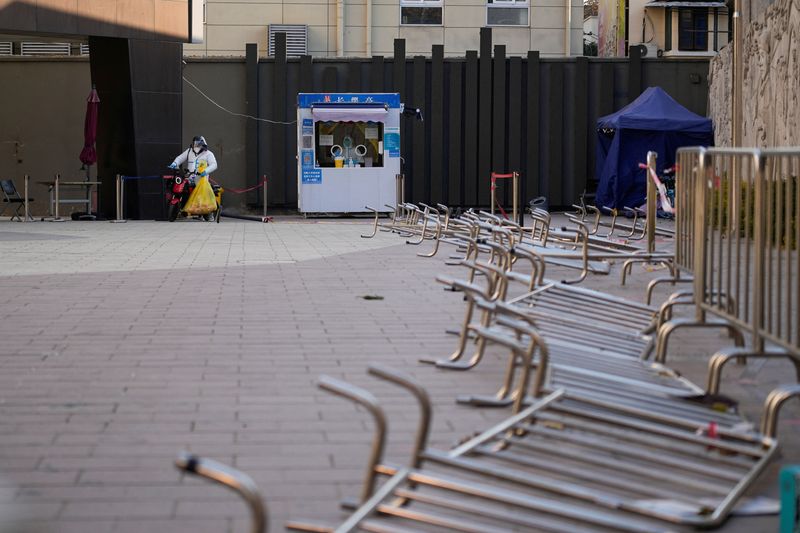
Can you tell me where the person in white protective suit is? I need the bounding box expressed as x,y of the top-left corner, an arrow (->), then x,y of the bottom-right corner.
170,135 -> 218,181
169,135 -> 218,220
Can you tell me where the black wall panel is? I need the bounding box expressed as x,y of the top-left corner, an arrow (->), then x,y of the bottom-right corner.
240,41 -> 708,210
90,36 -> 181,219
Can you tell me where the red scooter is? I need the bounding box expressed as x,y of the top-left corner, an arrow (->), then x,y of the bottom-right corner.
165,167 -> 222,223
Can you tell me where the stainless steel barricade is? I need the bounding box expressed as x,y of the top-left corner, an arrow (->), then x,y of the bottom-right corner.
175,452 -> 267,533
642,149 -> 702,303
284,361 -> 794,532
675,148 -> 703,274
660,148 -> 800,361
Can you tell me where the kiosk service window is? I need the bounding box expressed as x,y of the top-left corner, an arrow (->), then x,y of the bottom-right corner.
315,121 -> 384,168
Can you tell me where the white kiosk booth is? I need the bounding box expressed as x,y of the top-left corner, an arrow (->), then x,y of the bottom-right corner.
297,93 -> 402,214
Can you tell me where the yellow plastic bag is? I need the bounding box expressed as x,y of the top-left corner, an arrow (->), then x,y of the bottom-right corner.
183,177 -> 217,215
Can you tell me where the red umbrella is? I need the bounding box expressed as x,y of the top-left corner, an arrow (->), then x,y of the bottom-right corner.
79,86 -> 100,167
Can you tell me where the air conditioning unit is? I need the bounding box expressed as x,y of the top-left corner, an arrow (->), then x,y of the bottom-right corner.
636,43 -> 660,58
268,24 -> 308,57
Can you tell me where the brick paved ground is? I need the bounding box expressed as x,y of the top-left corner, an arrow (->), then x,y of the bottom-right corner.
0,217 -> 797,532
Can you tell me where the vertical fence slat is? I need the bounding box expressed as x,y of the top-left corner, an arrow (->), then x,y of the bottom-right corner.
599,63 -> 614,116
725,155 -> 734,314
448,60 -> 463,207
694,150 -> 709,322
744,157 -> 752,321
393,39 -> 406,200
464,50 -> 479,206
431,45 -> 444,204
508,56 -> 522,221
781,161 -> 789,339
347,61 -> 361,92
713,156 -> 722,308
781,158 -> 796,340
734,156 -> 743,321
526,51 -> 541,200
768,164 -> 775,332
272,32 -> 287,205
412,56 -> 426,203
548,63 -> 564,207
571,56 -> 588,202
788,157 -> 796,345
492,45 -> 507,208
300,55 -> 313,92
598,61 -> 615,184
478,27 -> 492,207
285,50 -> 299,206
322,66 -> 337,91
628,44 -> 642,104
245,43 -> 259,205
790,156 -> 800,349
753,153 -> 766,350
393,39 -> 406,97
370,56 -> 384,91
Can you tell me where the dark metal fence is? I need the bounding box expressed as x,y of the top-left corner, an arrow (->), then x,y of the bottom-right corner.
246,30 -> 711,210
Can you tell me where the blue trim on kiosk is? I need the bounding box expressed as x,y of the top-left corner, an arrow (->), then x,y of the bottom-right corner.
298,93 -> 401,108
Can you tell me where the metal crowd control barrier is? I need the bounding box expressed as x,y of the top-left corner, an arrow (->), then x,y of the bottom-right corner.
110,174 -> 127,223
658,147 -> 800,362
361,174 -> 410,238
426,274 -> 751,433
175,452 -> 267,533
110,175 -> 160,223
110,174 -> 161,223
52,173 -> 64,222
396,172 -> 405,209
674,148 -> 702,273
283,362 -> 794,532
619,151 -> 670,282
644,148 -> 703,304
490,171 -> 519,222
365,198 -> 677,285
23,174 -> 30,223
567,180 -> 674,243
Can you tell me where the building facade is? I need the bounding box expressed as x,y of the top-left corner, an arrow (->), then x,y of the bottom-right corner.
183,0 -> 585,57
598,0 -> 730,57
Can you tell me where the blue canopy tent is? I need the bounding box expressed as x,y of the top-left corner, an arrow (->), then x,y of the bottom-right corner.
595,86 -> 713,210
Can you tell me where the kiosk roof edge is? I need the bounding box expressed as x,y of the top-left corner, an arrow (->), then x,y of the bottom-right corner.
298,93 -> 401,109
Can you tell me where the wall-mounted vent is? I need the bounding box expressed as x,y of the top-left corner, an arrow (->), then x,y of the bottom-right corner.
20,42 -> 71,56
268,24 -> 308,57
79,43 -> 90,56
0,42 -> 12,56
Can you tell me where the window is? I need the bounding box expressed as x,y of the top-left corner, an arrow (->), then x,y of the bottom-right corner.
315,122 -> 384,168
487,0 -> 529,26
678,8 -> 708,51
401,0 -> 443,25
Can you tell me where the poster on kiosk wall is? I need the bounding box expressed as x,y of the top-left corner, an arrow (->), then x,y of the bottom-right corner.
297,93 -> 402,214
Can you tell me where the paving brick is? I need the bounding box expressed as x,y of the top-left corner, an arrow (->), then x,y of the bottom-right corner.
113,518 -> 229,533
0,501 -> 62,520
60,500 -> 174,519
12,520 -> 117,533
0,218 -> 793,532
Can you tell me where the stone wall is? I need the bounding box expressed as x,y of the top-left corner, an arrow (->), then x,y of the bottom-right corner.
708,0 -> 800,146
